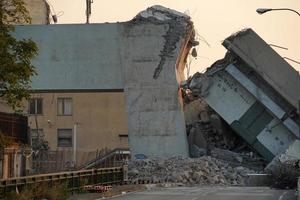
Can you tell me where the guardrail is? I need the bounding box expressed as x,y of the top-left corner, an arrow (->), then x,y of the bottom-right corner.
79,148 -> 130,170
0,167 -> 124,197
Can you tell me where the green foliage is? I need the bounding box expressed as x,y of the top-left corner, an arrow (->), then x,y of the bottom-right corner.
0,0 -> 38,109
270,161 -> 300,189
0,130 -> 12,148
1,183 -> 70,200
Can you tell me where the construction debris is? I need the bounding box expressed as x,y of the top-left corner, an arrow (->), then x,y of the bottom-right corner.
128,156 -> 258,186
183,96 -> 265,169
84,185 -> 112,193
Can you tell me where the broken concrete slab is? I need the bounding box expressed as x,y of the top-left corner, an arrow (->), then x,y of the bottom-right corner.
187,28 -> 300,164
266,139 -> 300,171
223,29 -> 300,114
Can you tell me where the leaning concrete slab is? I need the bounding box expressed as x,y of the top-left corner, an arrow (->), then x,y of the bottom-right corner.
223,29 -> 300,114
121,6 -> 195,156
266,139 -> 300,171
187,29 -> 300,163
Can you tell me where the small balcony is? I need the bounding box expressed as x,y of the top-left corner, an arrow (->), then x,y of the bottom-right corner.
0,112 -> 28,144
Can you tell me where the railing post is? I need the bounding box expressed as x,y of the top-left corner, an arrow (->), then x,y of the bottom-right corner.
71,173 -> 74,194
123,165 -> 128,183
93,169 -> 97,185
78,172 -> 80,193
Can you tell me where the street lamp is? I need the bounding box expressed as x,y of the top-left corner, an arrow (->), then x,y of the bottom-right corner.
256,8 -> 300,16
257,7 -> 300,133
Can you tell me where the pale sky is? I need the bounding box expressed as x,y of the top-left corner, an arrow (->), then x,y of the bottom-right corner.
48,0 -> 300,75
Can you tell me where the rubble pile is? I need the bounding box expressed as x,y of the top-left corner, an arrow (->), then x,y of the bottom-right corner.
183,84 -> 266,170
128,156 -> 258,186
187,119 -> 242,151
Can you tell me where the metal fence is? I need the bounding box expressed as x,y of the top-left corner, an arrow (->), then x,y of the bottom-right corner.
0,167 -> 124,197
31,150 -> 72,174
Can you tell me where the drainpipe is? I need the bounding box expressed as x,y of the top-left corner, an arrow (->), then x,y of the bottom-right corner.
73,123 -> 77,167
13,150 -> 17,178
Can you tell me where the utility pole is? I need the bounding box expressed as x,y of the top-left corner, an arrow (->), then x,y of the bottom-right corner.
73,123 -> 78,167
86,0 -> 93,24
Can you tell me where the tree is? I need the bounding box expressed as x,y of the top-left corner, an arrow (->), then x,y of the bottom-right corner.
0,0 -> 38,109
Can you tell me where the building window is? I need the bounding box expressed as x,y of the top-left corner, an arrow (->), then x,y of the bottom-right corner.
30,129 -> 43,148
57,129 -> 73,147
29,98 -> 43,115
57,98 -> 72,116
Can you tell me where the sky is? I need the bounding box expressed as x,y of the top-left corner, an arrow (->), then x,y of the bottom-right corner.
48,0 -> 300,75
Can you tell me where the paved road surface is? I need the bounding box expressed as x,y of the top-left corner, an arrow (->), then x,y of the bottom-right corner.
108,186 -> 297,200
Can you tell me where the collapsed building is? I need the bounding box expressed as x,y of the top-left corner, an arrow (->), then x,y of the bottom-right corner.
127,28 -> 300,186
2,3 -> 299,179
185,29 -> 300,166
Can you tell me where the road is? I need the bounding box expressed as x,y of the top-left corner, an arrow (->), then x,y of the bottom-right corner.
108,186 -> 297,200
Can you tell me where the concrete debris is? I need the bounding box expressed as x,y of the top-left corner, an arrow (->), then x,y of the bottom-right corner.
184,100 -> 253,153
187,119 -> 239,151
266,140 -> 300,172
137,5 -> 190,21
183,94 -> 266,171
189,145 -> 207,158
210,147 -> 265,170
128,156 -> 258,186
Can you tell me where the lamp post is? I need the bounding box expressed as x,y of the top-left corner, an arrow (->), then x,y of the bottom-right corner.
257,7 -> 300,132
256,8 -> 300,16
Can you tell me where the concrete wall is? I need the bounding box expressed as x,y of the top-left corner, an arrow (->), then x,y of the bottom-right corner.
13,24 -> 123,90
27,92 -> 129,165
120,6 -> 193,157
121,23 -> 189,156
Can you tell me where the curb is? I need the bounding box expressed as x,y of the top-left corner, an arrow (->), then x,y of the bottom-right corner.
97,187 -> 148,200
245,174 -> 271,187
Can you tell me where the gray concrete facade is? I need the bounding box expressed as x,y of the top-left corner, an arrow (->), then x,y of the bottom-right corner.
13,24 -> 124,90
121,6 -> 194,157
